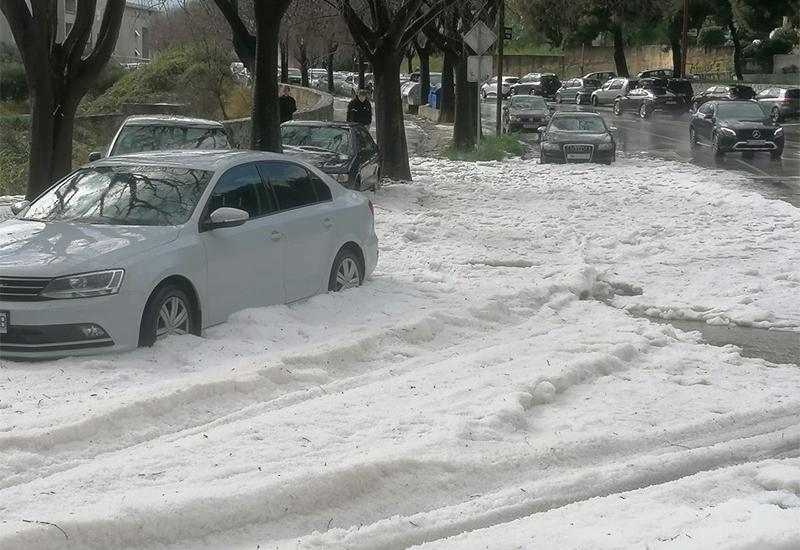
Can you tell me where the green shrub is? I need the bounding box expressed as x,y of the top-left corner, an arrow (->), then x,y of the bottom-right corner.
87,63 -> 126,98
698,26 -> 726,48
442,134 -> 526,162
0,62 -> 28,101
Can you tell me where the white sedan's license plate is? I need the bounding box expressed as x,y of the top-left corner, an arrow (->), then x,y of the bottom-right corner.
0,311 -> 8,334
567,153 -> 591,160
746,139 -> 766,145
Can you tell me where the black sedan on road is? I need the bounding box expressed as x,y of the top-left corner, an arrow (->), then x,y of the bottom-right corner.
689,100 -> 784,158
281,121 -> 380,191
510,73 -> 562,99
539,112 -> 616,164
502,95 -> 551,134
613,82 -> 687,118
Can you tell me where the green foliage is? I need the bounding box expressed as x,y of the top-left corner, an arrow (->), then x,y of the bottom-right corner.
442,134 -> 526,162
87,63 -> 126,99
0,116 -> 29,196
84,45 -> 235,118
731,0 -> 797,34
743,37 -> 795,59
698,25 -> 727,47
0,62 -> 28,101
0,43 -> 21,63
770,27 -> 799,45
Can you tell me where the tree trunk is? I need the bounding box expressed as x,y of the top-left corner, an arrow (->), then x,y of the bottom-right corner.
407,52 -> 413,74
327,49 -> 335,93
440,49 -> 456,123
26,84 -> 57,200
669,34 -> 682,78
251,16 -> 283,152
299,43 -> 309,87
729,21 -> 743,80
280,39 -> 289,83
611,26 -> 629,78
453,52 -> 476,151
358,55 -> 366,89
372,50 -> 411,181
418,44 -> 431,106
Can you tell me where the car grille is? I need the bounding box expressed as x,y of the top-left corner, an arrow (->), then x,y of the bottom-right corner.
564,144 -> 593,153
736,129 -> 774,140
0,276 -> 51,301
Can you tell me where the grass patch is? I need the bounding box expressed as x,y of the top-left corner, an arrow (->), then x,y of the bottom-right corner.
442,134 -> 526,162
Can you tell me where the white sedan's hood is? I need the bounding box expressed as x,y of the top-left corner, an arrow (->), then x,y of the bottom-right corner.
0,219 -> 181,278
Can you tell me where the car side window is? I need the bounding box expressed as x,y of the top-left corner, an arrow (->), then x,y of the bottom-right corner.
311,173 -> 333,202
357,127 -> 377,153
206,162 -> 273,219
698,102 -> 713,116
610,80 -> 623,90
259,161 -> 319,211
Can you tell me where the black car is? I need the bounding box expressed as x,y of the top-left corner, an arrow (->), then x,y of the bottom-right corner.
510,73 -> 562,99
689,100 -> 784,158
281,121 -> 380,191
539,112 -> 616,164
613,79 -> 687,118
637,68 -> 674,78
690,85 -> 756,112
502,94 -> 551,134
666,78 -> 694,107
555,78 -> 602,105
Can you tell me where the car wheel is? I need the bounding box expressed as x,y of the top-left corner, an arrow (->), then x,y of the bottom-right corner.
591,95 -> 598,107
139,284 -> 198,347
613,101 -> 622,116
639,104 -> 650,119
712,133 -> 725,157
770,147 -> 783,159
540,155 -> 548,164
575,94 -> 582,105
689,126 -> 698,148
555,93 -> 562,103
329,248 -> 363,292
771,107 -> 782,122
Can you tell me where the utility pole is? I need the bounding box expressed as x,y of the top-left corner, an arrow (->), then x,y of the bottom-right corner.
495,0 -> 505,135
681,0 -> 689,78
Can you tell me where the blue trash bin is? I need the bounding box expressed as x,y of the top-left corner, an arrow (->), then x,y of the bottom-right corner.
428,84 -> 441,109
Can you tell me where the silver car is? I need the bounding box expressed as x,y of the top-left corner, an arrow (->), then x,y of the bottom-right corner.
0,150 -> 378,359
756,87 -> 800,122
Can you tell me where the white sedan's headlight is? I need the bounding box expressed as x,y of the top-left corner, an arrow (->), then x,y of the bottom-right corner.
542,142 -> 561,151
41,269 -> 124,299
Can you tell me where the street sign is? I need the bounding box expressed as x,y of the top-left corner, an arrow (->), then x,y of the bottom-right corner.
464,21 -> 497,55
504,26 -> 512,40
467,55 -> 493,83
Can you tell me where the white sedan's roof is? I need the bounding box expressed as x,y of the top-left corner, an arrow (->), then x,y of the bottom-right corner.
122,115 -> 225,128
94,150 -> 299,172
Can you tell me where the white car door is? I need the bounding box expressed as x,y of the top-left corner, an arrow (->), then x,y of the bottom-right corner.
258,161 -> 335,302
200,162 -> 285,325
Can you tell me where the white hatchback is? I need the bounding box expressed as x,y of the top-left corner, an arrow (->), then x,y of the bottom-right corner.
0,150 -> 378,359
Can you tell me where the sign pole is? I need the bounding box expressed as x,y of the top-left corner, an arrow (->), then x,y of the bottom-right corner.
495,0 -> 505,136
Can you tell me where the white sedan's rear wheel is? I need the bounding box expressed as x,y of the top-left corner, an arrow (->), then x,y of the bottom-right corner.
329,249 -> 363,291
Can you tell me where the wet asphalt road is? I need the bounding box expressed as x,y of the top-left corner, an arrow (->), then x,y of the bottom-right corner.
481,99 -> 800,207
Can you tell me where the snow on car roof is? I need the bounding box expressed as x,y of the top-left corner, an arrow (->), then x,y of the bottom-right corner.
93,149 -> 293,172
121,115 -> 225,128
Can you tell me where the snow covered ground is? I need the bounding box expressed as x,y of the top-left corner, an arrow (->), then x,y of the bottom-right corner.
1,156 -> 799,549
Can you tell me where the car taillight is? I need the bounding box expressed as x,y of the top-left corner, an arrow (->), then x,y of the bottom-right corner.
728,94 -> 736,100
781,99 -> 791,105
368,200 -> 374,216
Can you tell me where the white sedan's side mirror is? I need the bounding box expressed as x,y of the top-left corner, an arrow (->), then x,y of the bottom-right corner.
204,207 -> 249,231
11,200 -> 30,215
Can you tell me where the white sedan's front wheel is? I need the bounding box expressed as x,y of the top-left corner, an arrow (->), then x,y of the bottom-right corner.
140,284 -> 198,347
329,249 -> 363,291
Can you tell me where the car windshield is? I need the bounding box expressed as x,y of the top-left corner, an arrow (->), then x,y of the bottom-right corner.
112,125 -> 231,156
550,116 -> 606,132
510,96 -> 547,109
504,77 -> 520,84
21,165 -> 213,226
281,125 -> 353,155
717,102 -> 767,120
787,88 -> 800,99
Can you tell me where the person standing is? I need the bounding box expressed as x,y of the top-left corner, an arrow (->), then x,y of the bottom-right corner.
347,90 -> 372,127
279,86 -> 297,123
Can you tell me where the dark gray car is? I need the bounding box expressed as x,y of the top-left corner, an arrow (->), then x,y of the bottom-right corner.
502,95 -> 551,134
539,112 -> 616,164
555,78 -> 601,105
756,87 -> 800,122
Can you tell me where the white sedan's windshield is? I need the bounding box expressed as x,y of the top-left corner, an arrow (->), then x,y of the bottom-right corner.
22,166 -> 213,226
112,125 -> 231,156
550,116 -> 607,132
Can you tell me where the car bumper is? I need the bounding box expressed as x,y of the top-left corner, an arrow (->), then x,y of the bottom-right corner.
0,291 -> 146,360
541,146 -> 615,163
651,102 -> 689,113
717,134 -> 784,152
507,122 -> 544,132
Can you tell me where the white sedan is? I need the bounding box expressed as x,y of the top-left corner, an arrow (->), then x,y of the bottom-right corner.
0,150 -> 378,359
481,76 -> 520,99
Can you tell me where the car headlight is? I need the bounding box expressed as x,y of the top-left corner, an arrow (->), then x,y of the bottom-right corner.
334,173 -> 350,183
774,127 -> 784,137
597,142 -> 614,150
40,269 -> 124,299
542,142 -> 561,151
719,127 -> 736,136
510,115 -> 521,121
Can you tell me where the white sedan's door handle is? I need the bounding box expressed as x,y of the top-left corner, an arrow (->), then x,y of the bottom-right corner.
323,218 -> 333,228
270,230 -> 283,241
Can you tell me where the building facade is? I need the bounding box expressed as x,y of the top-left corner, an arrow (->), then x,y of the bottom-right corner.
0,1 -> 157,64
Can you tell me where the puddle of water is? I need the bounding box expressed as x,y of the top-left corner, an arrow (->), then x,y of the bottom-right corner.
644,316 -> 799,366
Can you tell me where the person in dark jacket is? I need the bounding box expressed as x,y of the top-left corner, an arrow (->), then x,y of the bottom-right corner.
279,86 -> 297,123
347,90 -> 372,126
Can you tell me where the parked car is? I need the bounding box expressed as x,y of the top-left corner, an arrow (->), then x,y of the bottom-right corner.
89,115 -> 233,161
583,71 -> 617,83
613,80 -> 687,118
539,112 -> 616,164
637,68 -> 674,78
590,77 -> 630,106
665,78 -> 694,107
689,100 -> 784,158
286,68 -> 302,85
690,84 -> 756,112
0,150 -> 378,359
756,87 -> 800,122
509,73 -> 562,99
481,76 -> 520,98
502,94 -> 551,134
281,121 -> 380,192
555,78 -> 601,104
